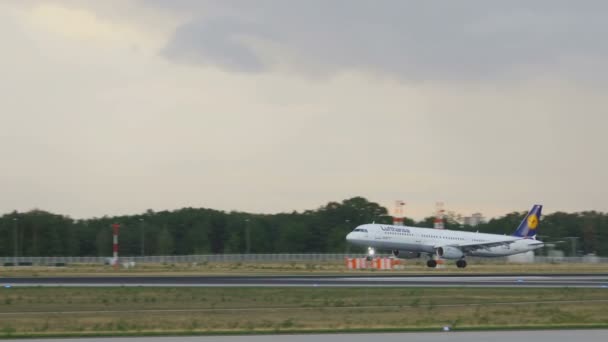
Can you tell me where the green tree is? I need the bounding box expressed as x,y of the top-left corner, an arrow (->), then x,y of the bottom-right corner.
277,222 -> 313,252
95,228 -> 111,257
157,227 -> 175,255
0,198 -> 607,257
185,222 -> 211,254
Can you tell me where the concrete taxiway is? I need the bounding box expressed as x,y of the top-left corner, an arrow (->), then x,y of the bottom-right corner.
2,330 -> 608,342
2,274 -> 608,288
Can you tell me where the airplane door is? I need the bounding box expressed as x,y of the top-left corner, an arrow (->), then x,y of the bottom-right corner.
372,227 -> 384,247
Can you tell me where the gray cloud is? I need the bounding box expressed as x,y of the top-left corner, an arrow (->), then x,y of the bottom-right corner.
162,18 -> 267,72
157,0 -> 608,81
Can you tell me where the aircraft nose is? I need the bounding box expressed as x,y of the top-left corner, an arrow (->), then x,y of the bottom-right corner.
346,233 -> 353,242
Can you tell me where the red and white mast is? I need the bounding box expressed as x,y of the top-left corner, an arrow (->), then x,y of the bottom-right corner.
434,202 -> 445,229
393,200 -> 405,226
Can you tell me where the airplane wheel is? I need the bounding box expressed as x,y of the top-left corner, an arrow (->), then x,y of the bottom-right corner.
456,259 -> 467,268
366,255 -> 373,261
427,259 -> 437,268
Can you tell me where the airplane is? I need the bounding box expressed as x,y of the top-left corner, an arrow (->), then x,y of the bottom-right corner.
345,205 -> 544,268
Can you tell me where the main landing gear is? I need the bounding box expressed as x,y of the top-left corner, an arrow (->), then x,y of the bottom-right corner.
426,258 -> 467,268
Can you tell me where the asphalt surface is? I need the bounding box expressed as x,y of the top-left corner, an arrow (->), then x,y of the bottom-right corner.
2,330 -> 608,342
2,273 -> 608,287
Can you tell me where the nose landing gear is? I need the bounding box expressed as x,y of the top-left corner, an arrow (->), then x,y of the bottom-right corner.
426,259 -> 437,268
366,247 -> 376,261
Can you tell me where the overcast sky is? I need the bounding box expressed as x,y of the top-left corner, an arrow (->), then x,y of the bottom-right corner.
1,1 -> 607,220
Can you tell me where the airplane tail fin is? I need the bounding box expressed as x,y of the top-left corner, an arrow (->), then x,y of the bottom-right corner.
512,205 -> 542,239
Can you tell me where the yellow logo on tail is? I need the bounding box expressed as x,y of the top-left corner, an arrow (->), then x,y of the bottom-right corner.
527,214 -> 539,230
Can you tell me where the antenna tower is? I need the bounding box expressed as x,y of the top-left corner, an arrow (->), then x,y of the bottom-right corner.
434,202 -> 445,229
393,200 -> 405,226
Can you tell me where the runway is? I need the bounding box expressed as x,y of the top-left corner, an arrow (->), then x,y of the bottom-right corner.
2,273 -> 608,288
2,330 -> 608,342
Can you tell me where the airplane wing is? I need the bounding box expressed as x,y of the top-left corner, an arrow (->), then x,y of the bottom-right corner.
449,238 -> 520,253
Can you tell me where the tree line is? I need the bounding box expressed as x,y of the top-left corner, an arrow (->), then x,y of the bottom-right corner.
0,197 -> 606,257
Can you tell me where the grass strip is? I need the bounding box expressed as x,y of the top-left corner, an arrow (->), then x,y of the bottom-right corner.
0,287 -> 607,338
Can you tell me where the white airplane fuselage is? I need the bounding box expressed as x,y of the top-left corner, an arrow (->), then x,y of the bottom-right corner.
346,224 -> 544,258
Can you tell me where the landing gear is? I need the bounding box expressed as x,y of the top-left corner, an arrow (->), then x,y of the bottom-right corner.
456,259 -> 467,268
427,258 -> 466,268
366,247 -> 376,261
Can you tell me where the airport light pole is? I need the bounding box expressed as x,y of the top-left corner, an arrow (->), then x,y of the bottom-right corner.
564,237 -> 579,257
345,219 -> 351,253
245,219 -> 250,254
13,218 -> 18,264
139,218 -> 145,256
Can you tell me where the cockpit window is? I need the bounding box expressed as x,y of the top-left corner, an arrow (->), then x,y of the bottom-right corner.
353,228 -> 368,232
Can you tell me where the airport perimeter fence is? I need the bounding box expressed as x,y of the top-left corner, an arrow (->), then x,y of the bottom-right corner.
1,254 -> 608,266
0,254 -> 368,266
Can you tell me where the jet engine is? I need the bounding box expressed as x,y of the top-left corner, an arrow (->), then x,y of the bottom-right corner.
435,246 -> 464,259
392,250 -> 421,259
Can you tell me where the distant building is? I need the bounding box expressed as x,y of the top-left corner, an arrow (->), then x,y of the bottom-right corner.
507,251 -> 535,263
463,212 -> 485,227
